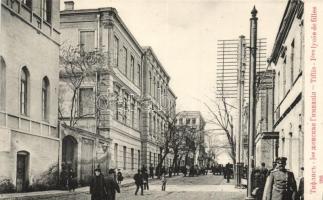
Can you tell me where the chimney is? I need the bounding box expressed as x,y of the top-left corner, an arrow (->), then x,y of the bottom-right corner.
64,1 -> 74,10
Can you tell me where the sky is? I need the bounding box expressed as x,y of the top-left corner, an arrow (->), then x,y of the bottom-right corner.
60,0 -> 287,161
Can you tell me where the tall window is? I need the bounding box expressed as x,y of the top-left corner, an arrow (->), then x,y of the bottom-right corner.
131,102 -> 135,128
80,31 -> 95,52
113,36 -> 119,66
78,88 -> 94,116
20,67 -> 29,115
192,118 -> 196,124
123,146 -> 127,170
137,64 -> 141,87
42,77 -> 49,120
283,57 -> 287,95
123,46 -> 128,75
22,0 -> 32,9
0,57 -> 6,110
137,108 -> 141,130
42,0 -> 52,23
277,72 -> 281,104
114,143 -> 118,168
186,118 -> 191,125
138,150 -> 141,169
290,39 -> 295,85
130,56 -> 135,81
131,148 -> 134,170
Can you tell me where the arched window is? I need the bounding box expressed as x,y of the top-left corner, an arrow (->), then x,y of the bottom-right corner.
0,57 -> 6,110
20,67 -> 29,115
42,77 -> 50,120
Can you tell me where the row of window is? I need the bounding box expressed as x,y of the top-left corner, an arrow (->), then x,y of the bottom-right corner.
0,62 -> 50,121
114,144 -> 140,170
21,0 -> 52,23
178,118 -> 197,125
148,71 -> 168,107
113,36 -> 142,87
276,38 -> 302,105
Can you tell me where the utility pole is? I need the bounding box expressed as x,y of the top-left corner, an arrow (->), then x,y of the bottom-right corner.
236,35 -> 246,188
246,6 -> 257,200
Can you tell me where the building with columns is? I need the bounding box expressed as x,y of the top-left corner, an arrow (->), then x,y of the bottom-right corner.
59,2 -> 176,177
0,0 -> 60,192
270,0 -> 304,181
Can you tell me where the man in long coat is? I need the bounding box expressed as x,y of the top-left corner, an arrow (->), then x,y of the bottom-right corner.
90,168 -> 107,200
105,169 -> 120,200
262,157 -> 297,200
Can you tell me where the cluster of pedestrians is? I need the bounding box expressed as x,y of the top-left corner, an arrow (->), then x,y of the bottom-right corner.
252,157 -> 304,200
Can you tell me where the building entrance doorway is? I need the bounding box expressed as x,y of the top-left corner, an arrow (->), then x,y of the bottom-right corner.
16,151 -> 29,192
62,136 -> 78,173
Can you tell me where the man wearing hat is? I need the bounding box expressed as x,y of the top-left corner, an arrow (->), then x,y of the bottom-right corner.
90,167 -> 107,200
262,157 -> 297,200
105,169 -> 120,200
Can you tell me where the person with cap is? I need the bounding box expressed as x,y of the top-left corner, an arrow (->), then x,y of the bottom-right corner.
262,157 -> 298,200
105,169 -> 120,200
133,169 -> 144,195
90,167 -> 107,200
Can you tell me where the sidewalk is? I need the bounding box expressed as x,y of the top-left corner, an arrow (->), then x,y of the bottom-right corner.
0,174 -> 179,199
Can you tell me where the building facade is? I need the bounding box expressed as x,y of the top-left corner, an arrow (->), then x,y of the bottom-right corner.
176,111 -> 206,167
270,0 -> 304,180
59,3 -> 176,176
0,0 -> 60,192
255,70 -> 277,168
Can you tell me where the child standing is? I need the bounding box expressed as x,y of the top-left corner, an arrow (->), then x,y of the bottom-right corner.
161,175 -> 167,191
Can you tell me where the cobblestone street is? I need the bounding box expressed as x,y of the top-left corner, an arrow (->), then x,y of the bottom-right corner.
117,174 -> 245,200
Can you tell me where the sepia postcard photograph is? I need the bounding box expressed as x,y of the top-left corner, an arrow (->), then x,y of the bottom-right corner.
0,0 -> 322,199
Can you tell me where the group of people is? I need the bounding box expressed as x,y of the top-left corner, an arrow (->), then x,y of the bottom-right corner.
60,165 -> 77,192
252,157 -> 304,200
133,165 -> 169,196
90,167 -> 120,200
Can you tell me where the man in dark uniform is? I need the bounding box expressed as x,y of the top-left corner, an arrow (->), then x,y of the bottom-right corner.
262,157 -> 297,200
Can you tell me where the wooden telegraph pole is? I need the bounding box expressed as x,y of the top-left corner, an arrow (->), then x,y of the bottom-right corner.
246,6 -> 257,200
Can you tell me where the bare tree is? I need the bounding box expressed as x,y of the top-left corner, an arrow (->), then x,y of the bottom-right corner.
58,45 -> 108,127
204,96 -> 236,166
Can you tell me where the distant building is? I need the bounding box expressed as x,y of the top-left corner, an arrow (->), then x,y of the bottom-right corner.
176,111 -> 206,167
0,0 -> 60,192
270,0 -> 304,180
141,47 -> 177,168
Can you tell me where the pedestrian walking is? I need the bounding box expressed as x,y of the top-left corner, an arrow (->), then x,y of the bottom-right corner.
116,169 -> 123,185
90,167 -> 107,200
143,170 -> 149,190
149,164 -> 154,179
225,162 -> 231,183
105,169 -> 120,200
161,174 -> 167,191
298,167 -> 304,200
262,157 -> 297,200
133,169 -> 144,195
67,168 -> 77,192
252,167 -> 266,200
260,162 -> 269,178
